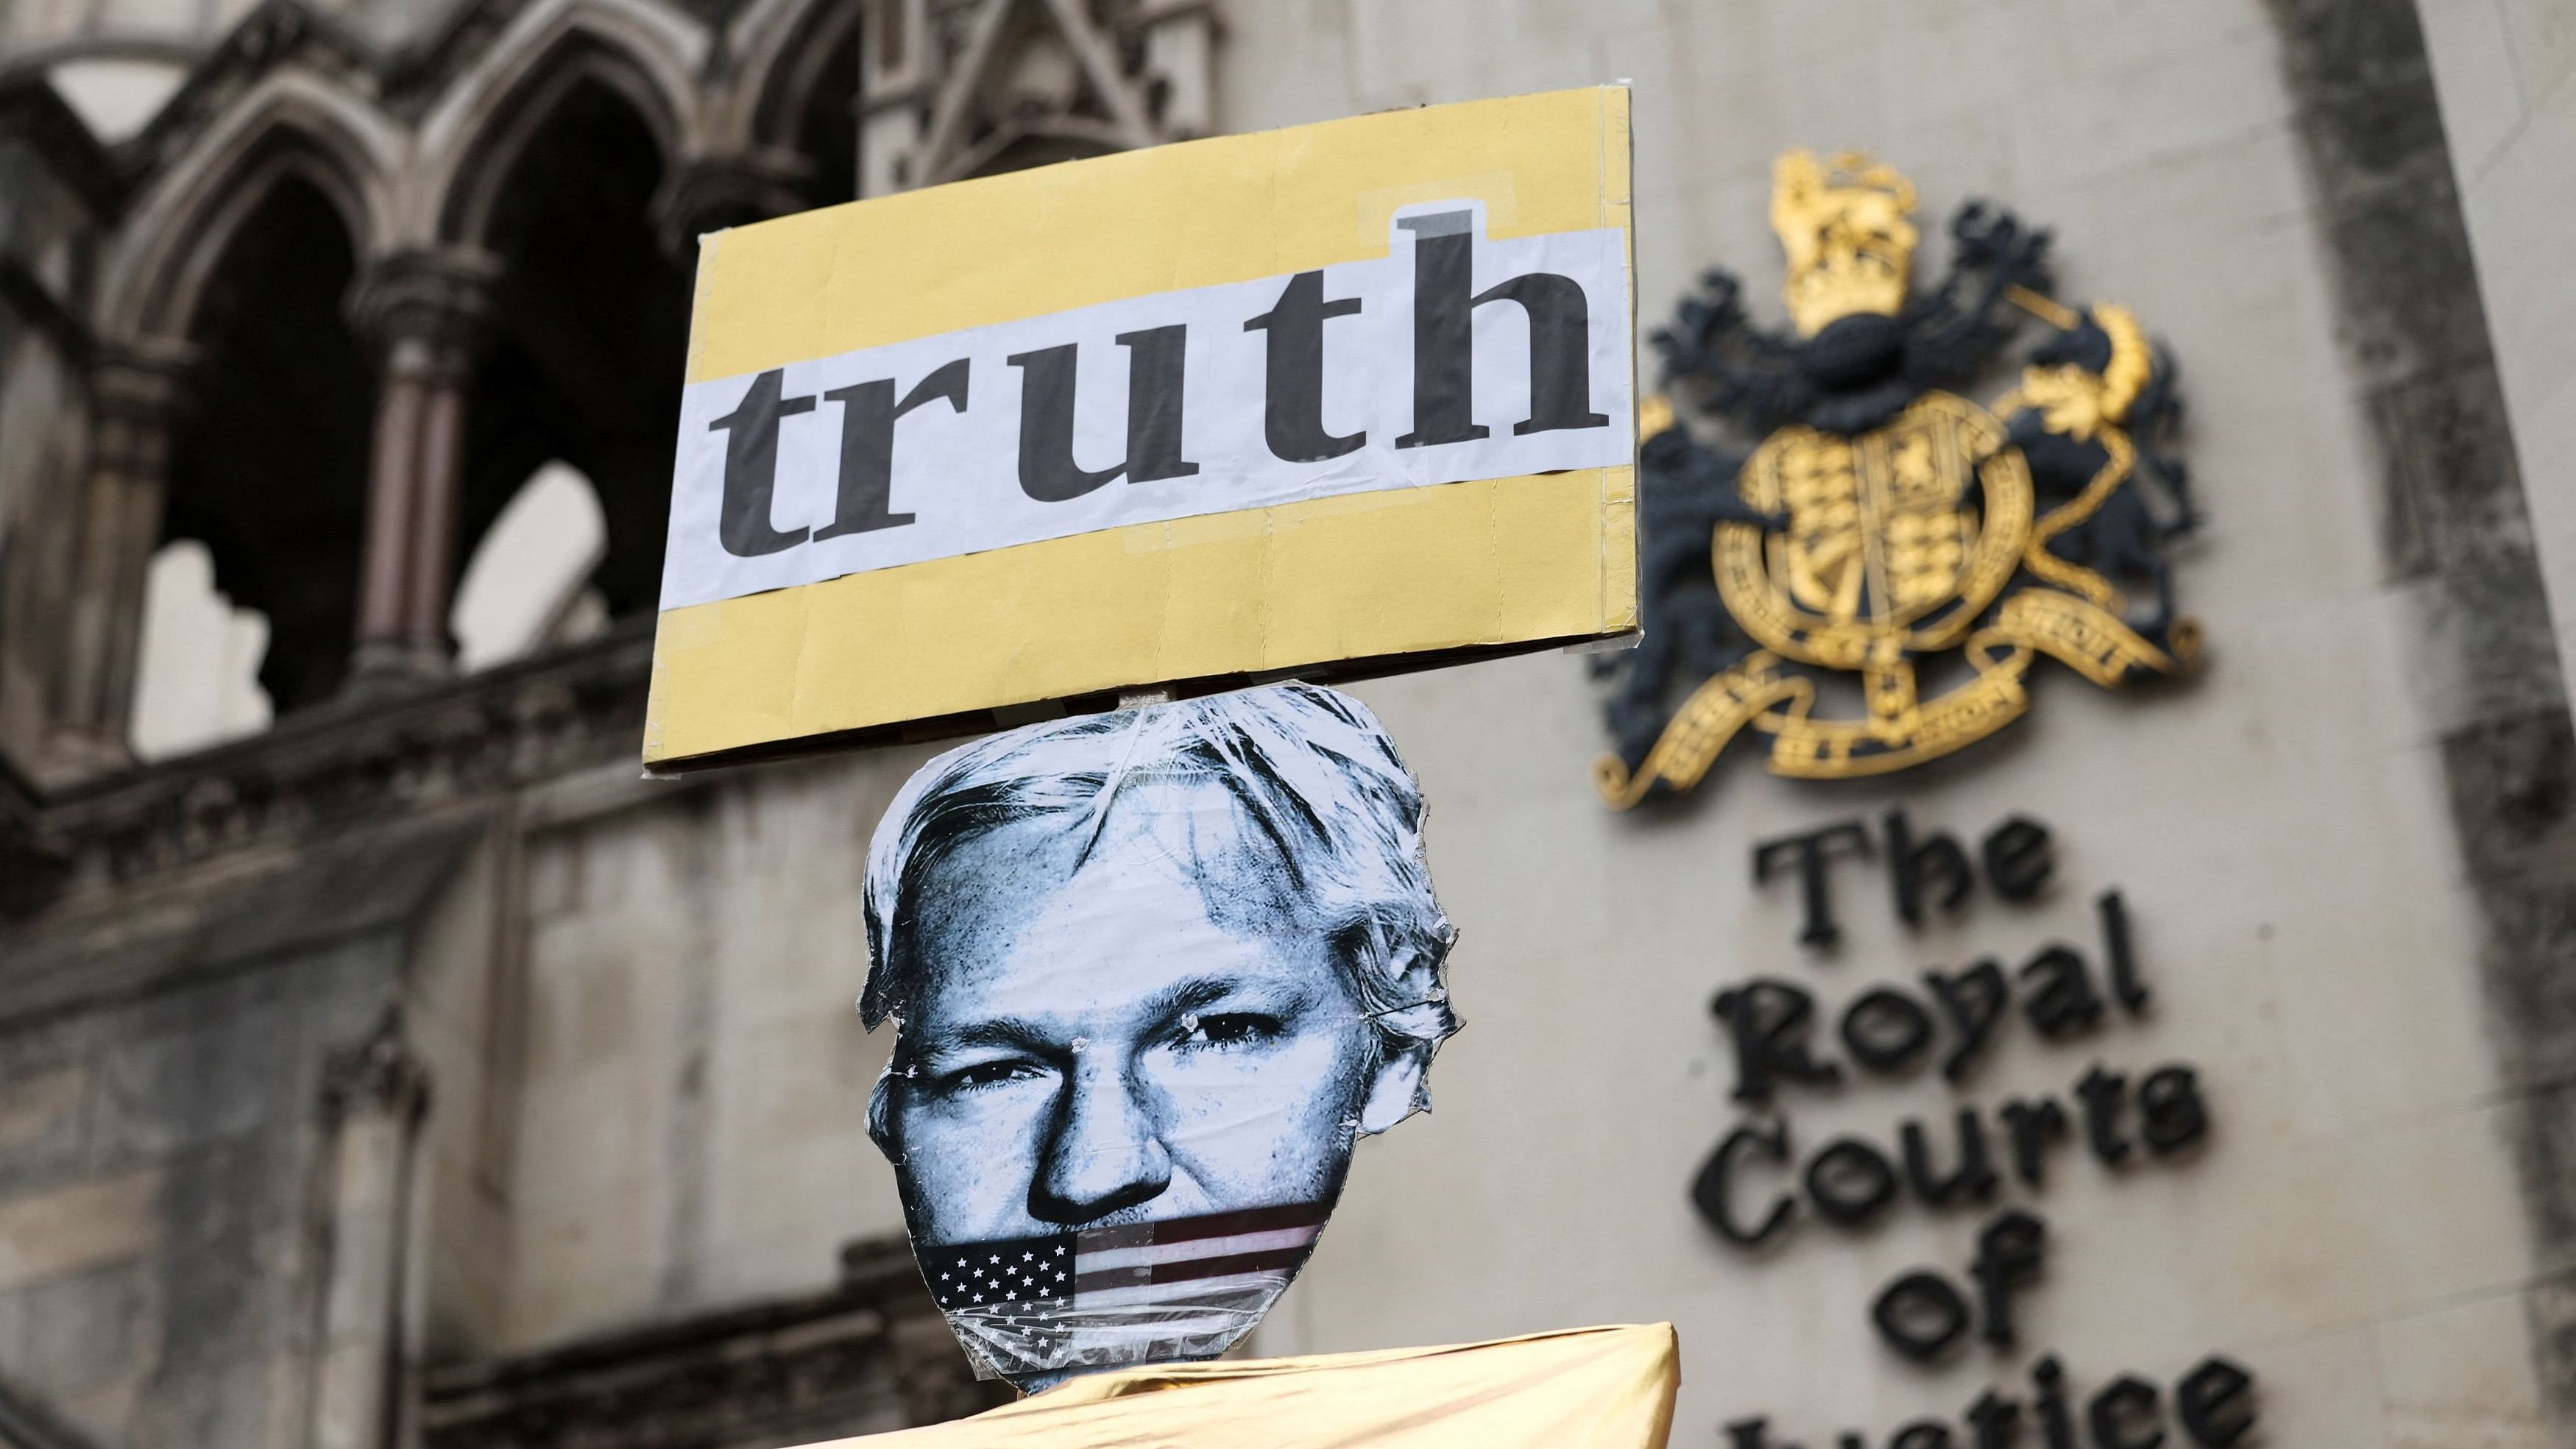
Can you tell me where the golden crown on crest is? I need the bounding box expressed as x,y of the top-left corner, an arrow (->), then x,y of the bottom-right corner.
1769,150 -> 1922,336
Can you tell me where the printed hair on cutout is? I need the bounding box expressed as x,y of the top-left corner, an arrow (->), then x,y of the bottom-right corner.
859,683 -> 1461,1065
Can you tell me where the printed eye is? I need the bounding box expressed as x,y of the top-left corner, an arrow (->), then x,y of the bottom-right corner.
1178,1013 -> 1284,1051
942,1058 -> 1046,1092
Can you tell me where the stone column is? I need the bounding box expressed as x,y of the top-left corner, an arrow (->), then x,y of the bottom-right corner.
1139,1 -> 1219,141
859,0 -> 933,196
311,1027 -> 431,1449
51,340 -> 194,771
347,250 -> 499,683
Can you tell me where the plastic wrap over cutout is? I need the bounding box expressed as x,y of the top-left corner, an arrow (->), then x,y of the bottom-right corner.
858,685 -> 1459,1391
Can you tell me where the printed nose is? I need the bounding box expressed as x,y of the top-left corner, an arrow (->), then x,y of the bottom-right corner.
1031,1055 -> 1172,1225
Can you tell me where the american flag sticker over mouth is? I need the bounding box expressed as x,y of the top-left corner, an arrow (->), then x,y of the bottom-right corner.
916,1202 -> 1333,1378
919,1201 -> 1330,1317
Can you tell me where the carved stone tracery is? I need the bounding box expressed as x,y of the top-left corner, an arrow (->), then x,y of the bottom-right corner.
0,0 -> 1228,904
7,0 -> 1216,787
49,340 -> 197,773
863,0 -> 1214,191
0,12 -> 1227,1448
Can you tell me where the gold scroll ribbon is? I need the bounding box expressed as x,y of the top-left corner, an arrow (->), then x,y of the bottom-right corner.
1761,653 -> 2032,779
1593,653 -> 1814,809
1972,587 -> 2190,686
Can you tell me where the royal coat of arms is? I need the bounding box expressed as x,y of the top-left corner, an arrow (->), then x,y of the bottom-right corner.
1594,152 -> 2200,808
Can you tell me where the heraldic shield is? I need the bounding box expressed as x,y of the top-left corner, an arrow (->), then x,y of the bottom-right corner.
1594,152 -> 2201,807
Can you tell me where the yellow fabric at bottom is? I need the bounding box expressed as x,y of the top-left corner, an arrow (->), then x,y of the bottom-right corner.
795,1324 -> 1679,1449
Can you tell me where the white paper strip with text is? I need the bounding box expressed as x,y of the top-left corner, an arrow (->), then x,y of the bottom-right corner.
660,202 -> 1634,612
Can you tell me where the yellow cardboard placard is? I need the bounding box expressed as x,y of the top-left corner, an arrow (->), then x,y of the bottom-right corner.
647,87 -> 1636,768
791,1325 -> 1679,1449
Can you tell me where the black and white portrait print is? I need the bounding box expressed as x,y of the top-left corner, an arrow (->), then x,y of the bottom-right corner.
859,684 -> 1460,1389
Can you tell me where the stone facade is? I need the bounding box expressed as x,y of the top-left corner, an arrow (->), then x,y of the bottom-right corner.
4,2 -> 2575,1448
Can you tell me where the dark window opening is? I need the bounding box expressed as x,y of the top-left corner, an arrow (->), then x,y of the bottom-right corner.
163,174 -> 371,713
459,77 -> 691,628
791,15 -> 863,210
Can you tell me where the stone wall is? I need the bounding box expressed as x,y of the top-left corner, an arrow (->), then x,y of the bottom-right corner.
0,81 -> 106,775
0,821 -> 464,1447
2421,0 -> 2576,692
0,626 -> 994,1449
1,3 -> 2569,1448
2270,0 -> 2576,1430
406,7 -> 2569,1437
472,750 -> 930,1353
1210,1 -> 2566,1446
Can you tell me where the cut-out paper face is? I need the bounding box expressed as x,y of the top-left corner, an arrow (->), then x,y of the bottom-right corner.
859,684 -> 1459,1391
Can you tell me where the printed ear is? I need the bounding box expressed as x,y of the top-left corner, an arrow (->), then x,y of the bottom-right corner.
1357,1037 -> 1432,1135
865,1060 -> 907,1163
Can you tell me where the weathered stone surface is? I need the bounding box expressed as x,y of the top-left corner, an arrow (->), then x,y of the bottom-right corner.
0,817 -> 459,1446
0,1169 -> 159,1292
2270,0 -> 2576,1434
421,1243 -> 1004,1449
0,4 -> 2571,1449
